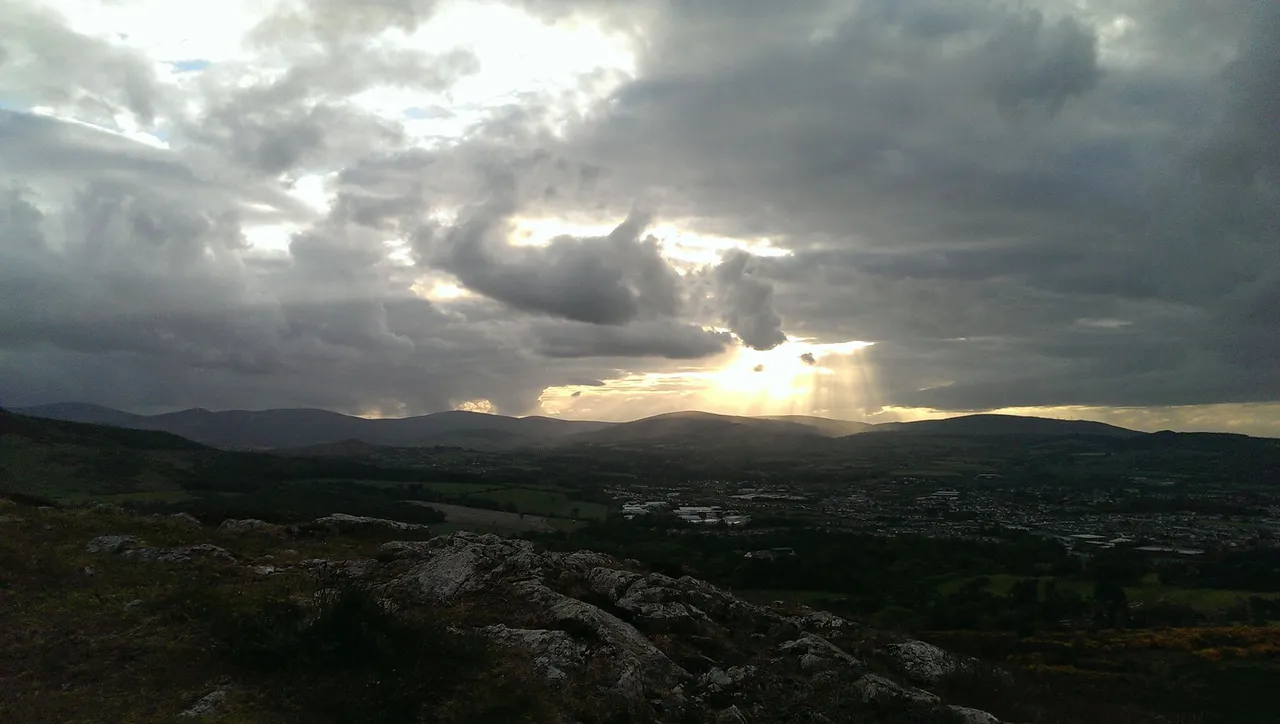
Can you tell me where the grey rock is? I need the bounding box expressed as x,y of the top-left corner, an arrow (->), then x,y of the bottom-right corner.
123,544 -> 236,564
178,686 -> 232,718
86,535 -> 142,554
778,633 -> 863,671
885,639 -> 964,684
383,532 -> 687,706
700,665 -> 755,689
302,558 -> 378,579
948,705 -> 1001,724
484,625 -> 586,682
306,513 -> 432,533
794,611 -> 849,630
0,514 -> 24,524
169,512 -> 202,526
852,673 -> 941,706
218,518 -> 285,535
715,704 -> 748,724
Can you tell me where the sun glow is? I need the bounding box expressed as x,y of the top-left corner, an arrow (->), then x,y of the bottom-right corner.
538,338 -> 880,421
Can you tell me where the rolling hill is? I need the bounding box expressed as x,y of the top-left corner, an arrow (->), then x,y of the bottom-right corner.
13,403 -> 612,450
13,404 -> 1149,452
560,411 -> 837,447
867,413 -> 1141,438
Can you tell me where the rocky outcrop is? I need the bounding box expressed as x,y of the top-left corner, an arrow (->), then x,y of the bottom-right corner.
482,625 -> 585,682
218,518 -> 285,535
301,513 -> 432,534
853,672 -> 942,706
86,535 -> 142,554
89,527 -> 1006,724
123,544 -> 237,564
949,705 -> 1002,724
178,686 -> 232,718
86,536 -> 236,564
370,532 -> 1005,723
884,639 -> 969,684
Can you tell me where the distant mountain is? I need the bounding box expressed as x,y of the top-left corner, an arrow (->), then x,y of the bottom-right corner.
761,415 -> 875,436
12,404 -> 612,450
867,414 -> 1140,438
11,404 -> 1150,452
562,411 -> 831,447
0,408 -> 207,451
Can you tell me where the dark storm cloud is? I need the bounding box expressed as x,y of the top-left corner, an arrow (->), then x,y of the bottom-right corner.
531,0 -> 1280,413
531,320 -> 731,360
714,250 -> 786,351
427,206 -> 685,326
3,0 -> 1279,427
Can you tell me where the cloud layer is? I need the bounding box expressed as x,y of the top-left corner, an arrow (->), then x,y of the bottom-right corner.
1,0 -> 1277,434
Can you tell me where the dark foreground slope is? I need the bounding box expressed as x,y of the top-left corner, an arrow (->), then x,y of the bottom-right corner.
0,499 -> 1016,724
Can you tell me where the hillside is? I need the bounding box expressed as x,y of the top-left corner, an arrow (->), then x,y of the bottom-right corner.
0,502 -> 1015,724
13,404 -> 1184,454
869,414 -> 1140,438
561,410 -> 827,447
14,403 -> 612,450
763,415 -> 875,436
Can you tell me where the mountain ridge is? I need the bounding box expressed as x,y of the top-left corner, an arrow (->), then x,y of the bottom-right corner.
11,402 -> 1162,451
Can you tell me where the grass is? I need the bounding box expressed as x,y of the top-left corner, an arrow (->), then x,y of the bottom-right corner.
466,488 -> 609,521
0,500 -> 555,724
937,574 -> 1280,613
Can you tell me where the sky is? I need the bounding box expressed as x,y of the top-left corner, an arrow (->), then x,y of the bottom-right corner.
0,0 -> 1277,435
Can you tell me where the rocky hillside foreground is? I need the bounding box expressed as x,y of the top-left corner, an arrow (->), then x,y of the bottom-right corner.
1,501 -> 1009,723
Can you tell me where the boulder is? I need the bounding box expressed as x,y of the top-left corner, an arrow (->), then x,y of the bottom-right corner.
483,625 -> 586,681
304,513 -> 432,533
699,665 -> 755,690
168,512 -> 202,526
884,639 -> 963,684
383,532 -> 688,708
178,686 -> 232,718
85,535 -> 142,554
852,673 -> 941,707
122,544 -> 236,564
218,518 -> 285,535
301,558 -> 378,579
777,633 -> 863,673
948,705 -> 1002,724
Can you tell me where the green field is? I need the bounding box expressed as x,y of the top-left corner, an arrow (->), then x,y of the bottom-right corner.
287,479 -> 609,522
466,487 -> 609,521
938,574 -> 1280,613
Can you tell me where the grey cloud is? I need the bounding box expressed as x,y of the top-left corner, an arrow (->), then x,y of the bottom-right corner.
984,11 -> 1102,116
799,352 -> 816,366
0,2 -> 164,125
182,48 -> 477,176
0,112 -> 315,225
250,0 -> 442,49
4,0 -> 1279,426
531,320 -> 731,360
714,250 -> 786,351
429,208 -> 685,326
